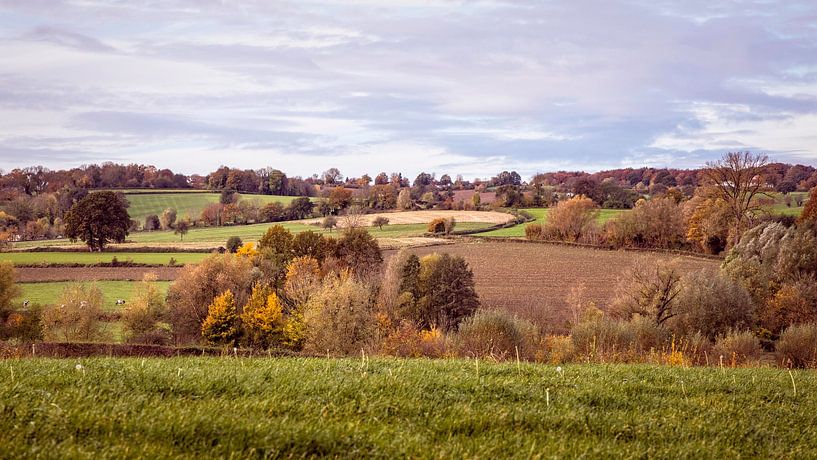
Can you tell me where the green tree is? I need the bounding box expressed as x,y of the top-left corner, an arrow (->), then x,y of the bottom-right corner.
64,191 -> 130,251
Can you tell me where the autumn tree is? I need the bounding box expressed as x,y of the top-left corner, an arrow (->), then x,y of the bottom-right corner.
64,191 -> 130,251
122,273 -> 168,343
701,152 -> 769,243
241,283 -> 285,348
543,195 -> 598,242
372,216 -> 389,230
201,290 -> 239,345
800,187 -> 817,223
0,261 -> 20,322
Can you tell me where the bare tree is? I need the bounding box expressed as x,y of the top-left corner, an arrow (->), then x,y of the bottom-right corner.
701,152 -> 769,242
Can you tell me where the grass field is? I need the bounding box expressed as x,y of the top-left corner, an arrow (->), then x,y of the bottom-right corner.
15,221 -> 496,248
0,357 -> 814,458
123,191 -> 302,223
0,252 -> 207,266
16,281 -> 171,309
480,208 -> 627,237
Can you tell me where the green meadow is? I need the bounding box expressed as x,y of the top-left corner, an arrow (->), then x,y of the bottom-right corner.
0,358 -> 814,458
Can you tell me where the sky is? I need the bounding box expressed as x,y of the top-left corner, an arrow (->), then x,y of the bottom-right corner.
0,0 -> 816,180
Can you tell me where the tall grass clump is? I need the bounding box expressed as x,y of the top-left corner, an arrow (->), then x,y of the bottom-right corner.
451,310 -> 540,361
776,324 -> 817,368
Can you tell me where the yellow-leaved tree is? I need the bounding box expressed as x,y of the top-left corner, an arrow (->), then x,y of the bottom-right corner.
241,283 -> 285,348
201,290 -> 239,345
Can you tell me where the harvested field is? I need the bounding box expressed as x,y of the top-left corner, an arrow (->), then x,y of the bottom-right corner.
16,266 -> 183,282
400,241 -> 719,333
304,210 -> 514,228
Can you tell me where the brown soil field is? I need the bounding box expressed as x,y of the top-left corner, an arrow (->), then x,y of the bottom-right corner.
16,267 -> 183,282
398,241 -> 720,333
304,210 -> 514,228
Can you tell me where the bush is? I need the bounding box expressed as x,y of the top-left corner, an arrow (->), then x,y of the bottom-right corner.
0,307 -> 42,342
610,260 -> 682,326
452,310 -> 540,361
571,316 -> 668,362
372,216 -> 390,230
544,335 -> 575,364
41,283 -> 106,342
302,273 -> 376,355
543,195 -> 598,242
524,223 -> 544,240
605,198 -> 686,249
167,254 -> 255,344
201,290 -> 239,346
241,283 -> 285,349
776,324 -> 817,368
122,273 -> 167,341
713,330 -> 762,366
669,269 -> 755,340
226,236 -> 243,254
764,276 -> 817,333
292,231 -> 332,261
0,261 -> 20,321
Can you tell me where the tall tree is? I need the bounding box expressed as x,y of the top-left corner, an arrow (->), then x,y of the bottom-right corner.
64,192 -> 130,251
701,152 -> 769,243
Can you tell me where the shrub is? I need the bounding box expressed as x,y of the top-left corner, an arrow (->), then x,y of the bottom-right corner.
800,186 -> 817,223
571,316 -> 668,362
545,335 -> 575,364
378,248 -> 413,318
543,195 -> 598,242
712,330 -> 762,366
144,214 -> 161,231
41,283 -> 106,342
427,218 -> 446,234
167,254 -> 255,344
776,324 -> 817,368
605,198 -> 686,249
524,223 -> 544,240
201,290 -> 239,346
684,194 -> 733,254
235,242 -> 257,258
764,276 -> 817,333
225,236 -> 243,254
160,208 -> 177,230
122,273 -> 167,341
241,284 -> 285,349
0,307 -> 42,342
321,216 -> 338,232
669,269 -> 755,340
452,310 -> 540,361
302,273 -> 377,355
372,216 -> 390,230
0,261 -> 19,321
257,225 -> 295,285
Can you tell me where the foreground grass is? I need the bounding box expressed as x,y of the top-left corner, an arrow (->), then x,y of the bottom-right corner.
17,281 -> 171,310
481,208 -> 627,237
0,252 -> 207,266
0,358 -> 815,458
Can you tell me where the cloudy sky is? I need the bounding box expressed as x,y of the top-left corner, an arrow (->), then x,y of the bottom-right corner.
1,0 -> 816,179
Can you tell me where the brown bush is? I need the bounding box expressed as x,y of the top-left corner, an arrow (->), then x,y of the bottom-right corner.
776,323 -> 817,368
764,277 -> 817,333
427,217 -> 455,234
571,316 -> 668,362
334,227 -> 383,278
451,310 -> 540,361
610,259 -> 682,326
712,330 -> 762,366
284,256 -> 322,305
543,195 -> 598,242
669,268 -> 755,340
166,254 -> 255,344
122,273 -> 168,342
605,197 -> 686,249
524,223 -> 544,240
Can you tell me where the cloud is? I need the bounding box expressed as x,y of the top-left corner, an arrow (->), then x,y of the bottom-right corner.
0,0 -> 815,178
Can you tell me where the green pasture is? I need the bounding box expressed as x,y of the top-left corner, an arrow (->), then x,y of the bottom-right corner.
480,208 -> 628,237
0,252 -> 207,266
123,192 -> 302,223
0,358 -> 814,458
16,281 -> 172,310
